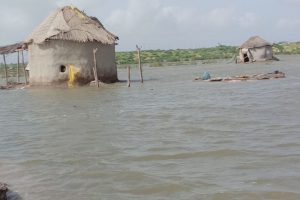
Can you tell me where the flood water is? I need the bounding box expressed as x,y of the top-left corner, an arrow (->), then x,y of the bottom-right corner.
1,55 -> 300,200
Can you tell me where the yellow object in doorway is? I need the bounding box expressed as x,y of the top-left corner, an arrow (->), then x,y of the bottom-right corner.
68,64 -> 80,87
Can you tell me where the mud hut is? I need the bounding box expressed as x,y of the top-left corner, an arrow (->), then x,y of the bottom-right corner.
25,6 -> 118,85
238,36 -> 274,63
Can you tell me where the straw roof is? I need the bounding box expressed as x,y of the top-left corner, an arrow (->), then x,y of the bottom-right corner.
25,6 -> 118,45
0,42 -> 27,55
240,36 -> 272,49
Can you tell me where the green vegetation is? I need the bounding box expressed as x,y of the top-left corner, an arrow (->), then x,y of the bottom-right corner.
273,42 -> 300,54
1,42 -> 300,74
116,42 -> 300,67
116,44 -> 238,67
0,63 -> 26,78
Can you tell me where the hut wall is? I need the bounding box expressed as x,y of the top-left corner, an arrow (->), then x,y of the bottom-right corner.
28,40 -> 117,85
249,46 -> 273,61
239,46 -> 273,62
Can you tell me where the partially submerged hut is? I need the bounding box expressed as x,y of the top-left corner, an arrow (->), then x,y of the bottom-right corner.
238,36 -> 275,63
25,6 -> 118,85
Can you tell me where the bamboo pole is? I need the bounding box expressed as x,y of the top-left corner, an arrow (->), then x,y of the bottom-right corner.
93,48 -> 99,87
2,54 -> 8,86
17,51 -> 20,83
136,45 -> 143,83
21,50 -> 28,84
127,66 -> 131,87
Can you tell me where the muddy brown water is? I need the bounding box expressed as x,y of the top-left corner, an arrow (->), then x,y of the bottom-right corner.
0,55 -> 300,199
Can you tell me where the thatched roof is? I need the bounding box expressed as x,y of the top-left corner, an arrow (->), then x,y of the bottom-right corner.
25,6 -> 118,45
240,36 -> 272,49
0,42 -> 27,55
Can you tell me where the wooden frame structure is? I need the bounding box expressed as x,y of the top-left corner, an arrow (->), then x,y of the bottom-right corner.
0,42 -> 28,86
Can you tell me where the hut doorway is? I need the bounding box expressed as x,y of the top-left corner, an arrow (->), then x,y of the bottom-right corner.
243,53 -> 250,63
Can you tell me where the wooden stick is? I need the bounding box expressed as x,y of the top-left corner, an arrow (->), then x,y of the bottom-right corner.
93,48 -> 99,87
21,50 -> 28,84
2,54 -> 8,86
127,66 -> 131,87
17,51 -> 20,83
136,45 -> 143,83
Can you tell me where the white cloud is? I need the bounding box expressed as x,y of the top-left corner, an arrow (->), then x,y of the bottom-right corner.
238,12 -> 258,28
55,0 -> 96,8
0,8 -> 29,28
0,6 -> 31,44
283,0 -> 300,5
105,0 -> 182,49
205,8 -> 235,28
277,18 -> 300,29
105,2 -> 265,49
107,0 -> 172,33
1,0 -> 300,50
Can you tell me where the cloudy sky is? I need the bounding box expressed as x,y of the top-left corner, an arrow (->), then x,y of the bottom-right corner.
0,0 -> 300,51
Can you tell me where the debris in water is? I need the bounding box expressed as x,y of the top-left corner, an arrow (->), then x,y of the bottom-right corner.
195,71 -> 285,82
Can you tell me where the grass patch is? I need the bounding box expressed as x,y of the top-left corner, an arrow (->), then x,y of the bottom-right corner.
116,42 -> 300,67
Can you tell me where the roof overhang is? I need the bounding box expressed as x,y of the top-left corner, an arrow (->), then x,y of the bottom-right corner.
0,42 -> 27,55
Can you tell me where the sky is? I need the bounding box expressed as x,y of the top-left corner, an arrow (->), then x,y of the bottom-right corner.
0,0 -> 300,51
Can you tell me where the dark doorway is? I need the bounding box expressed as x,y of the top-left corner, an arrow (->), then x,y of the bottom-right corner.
243,53 -> 249,63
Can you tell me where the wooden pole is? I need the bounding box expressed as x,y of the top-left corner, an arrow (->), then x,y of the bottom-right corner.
127,66 -> 131,87
21,50 -> 28,84
93,48 -> 99,87
2,54 -> 8,86
136,45 -> 143,83
17,51 -> 20,83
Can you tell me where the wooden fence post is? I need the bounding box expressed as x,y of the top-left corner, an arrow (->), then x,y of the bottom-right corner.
93,48 -> 99,87
21,50 -> 28,84
2,54 -> 8,86
127,66 -> 131,87
136,45 -> 143,83
17,51 -> 20,83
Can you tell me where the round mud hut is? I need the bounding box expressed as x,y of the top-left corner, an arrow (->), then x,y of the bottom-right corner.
25,6 -> 119,86
238,36 -> 274,63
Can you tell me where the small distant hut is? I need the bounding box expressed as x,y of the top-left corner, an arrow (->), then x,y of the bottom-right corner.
25,6 -> 119,85
238,36 -> 275,63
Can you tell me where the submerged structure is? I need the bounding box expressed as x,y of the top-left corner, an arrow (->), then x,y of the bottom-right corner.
25,6 -> 119,85
238,36 -> 275,63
